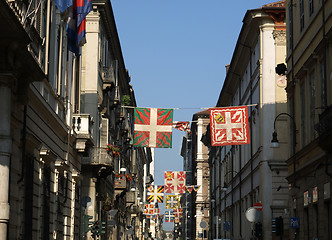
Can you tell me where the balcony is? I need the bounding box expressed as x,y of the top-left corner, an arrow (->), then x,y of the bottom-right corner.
81,147 -> 114,166
114,175 -> 127,190
317,106 -> 332,152
73,114 -> 94,152
102,66 -> 116,88
0,0 -> 46,98
126,191 -> 135,204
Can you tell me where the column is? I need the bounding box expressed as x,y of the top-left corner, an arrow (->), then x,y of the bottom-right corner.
0,75 -> 13,239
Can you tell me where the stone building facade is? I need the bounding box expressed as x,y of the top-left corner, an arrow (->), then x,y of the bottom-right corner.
205,1 -> 288,240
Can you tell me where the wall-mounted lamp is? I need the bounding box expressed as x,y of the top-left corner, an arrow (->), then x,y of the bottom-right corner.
120,167 -> 127,172
271,131 -> 280,148
221,182 -> 228,192
271,112 -> 296,148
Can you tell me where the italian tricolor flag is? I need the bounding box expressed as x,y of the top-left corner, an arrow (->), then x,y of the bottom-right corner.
134,108 -> 173,148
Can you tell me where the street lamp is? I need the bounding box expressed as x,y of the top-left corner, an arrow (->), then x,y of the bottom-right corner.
271,112 -> 295,148
270,112 -> 298,188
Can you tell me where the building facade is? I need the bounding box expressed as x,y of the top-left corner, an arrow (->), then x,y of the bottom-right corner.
205,1 -> 288,240
285,0 -> 332,239
182,110 -> 210,239
0,0 -> 149,239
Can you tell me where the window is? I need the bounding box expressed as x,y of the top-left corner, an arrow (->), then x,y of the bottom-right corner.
309,0 -> 314,16
320,61 -> 326,108
300,0 -> 305,31
288,2 -> 293,50
325,200 -> 331,239
288,95 -> 295,154
300,81 -> 307,147
309,70 -> 316,141
304,207 -> 310,240
313,203 -> 318,239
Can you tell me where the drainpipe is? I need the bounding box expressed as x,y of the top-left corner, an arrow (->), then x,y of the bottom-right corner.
290,0 -> 297,186
0,75 -> 13,239
238,73 -> 242,237
322,0 -> 327,108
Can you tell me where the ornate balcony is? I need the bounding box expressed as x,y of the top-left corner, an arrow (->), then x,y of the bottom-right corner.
81,147 -> 114,166
73,114 -> 94,152
317,106 -> 332,152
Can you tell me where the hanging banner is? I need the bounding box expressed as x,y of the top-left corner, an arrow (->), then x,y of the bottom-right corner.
165,210 -> 174,222
147,185 -> 165,203
134,108 -> 173,148
164,171 -> 186,194
210,106 -> 250,146
165,195 -> 180,209
143,204 -> 155,215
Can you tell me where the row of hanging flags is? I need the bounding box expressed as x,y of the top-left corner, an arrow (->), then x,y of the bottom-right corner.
133,106 -> 250,148
143,171 -> 200,222
136,106 -> 250,222
55,0 -> 92,56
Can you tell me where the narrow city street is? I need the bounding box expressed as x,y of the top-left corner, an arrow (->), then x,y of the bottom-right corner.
0,0 -> 332,239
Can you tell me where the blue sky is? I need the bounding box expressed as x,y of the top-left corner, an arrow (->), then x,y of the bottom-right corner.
110,0 -> 277,229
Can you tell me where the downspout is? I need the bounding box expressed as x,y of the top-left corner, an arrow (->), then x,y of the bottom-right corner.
17,104 -> 27,184
231,146 -> 234,237
249,47 -> 254,210
290,0 -> 297,187
240,42 -> 253,237
238,74 -> 242,238
322,0 -> 327,108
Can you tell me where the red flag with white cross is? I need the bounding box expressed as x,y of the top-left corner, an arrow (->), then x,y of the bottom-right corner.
164,171 -> 186,194
210,106 -> 250,146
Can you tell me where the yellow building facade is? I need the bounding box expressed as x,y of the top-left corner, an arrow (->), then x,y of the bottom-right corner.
285,0 -> 332,239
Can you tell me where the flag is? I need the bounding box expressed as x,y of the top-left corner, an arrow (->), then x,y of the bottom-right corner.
210,106 -> 250,146
67,0 -> 92,56
165,195 -> 179,209
193,185 -> 200,192
146,214 -> 157,219
173,121 -> 191,134
67,6 -> 79,56
186,186 -> 194,193
173,207 -> 183,219
76,0 -> 92,46
165,210 -> 174,222
55,0 -> 73,13
147,185 -> 164,203
76,0 -> 92,26
154,207 -> 160,214
134,108 -> 173,148
164,171 -> 186,194
143,204 -> 155,215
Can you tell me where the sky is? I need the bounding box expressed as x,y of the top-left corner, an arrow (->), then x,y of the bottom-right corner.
110,0 -> 278,230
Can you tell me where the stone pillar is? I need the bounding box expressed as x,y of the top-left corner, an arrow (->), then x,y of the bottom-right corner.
0,75 -> 13,239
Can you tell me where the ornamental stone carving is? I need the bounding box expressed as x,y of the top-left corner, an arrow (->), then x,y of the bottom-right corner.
273,30 -> 286,44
